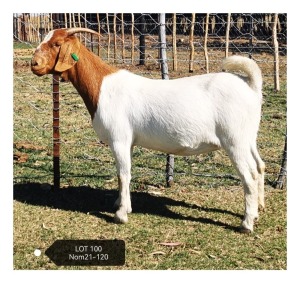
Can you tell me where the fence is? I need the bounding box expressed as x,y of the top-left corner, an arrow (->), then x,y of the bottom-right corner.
14,13 -> 287,80
13,13 -> 287,189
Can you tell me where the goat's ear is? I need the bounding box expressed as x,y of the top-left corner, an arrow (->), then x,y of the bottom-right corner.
54,40 -> 80,72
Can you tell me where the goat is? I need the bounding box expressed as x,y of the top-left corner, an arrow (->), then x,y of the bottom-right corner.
31,28 -> 265,233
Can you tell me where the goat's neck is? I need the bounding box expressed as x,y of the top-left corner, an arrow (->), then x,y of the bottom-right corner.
63,46 -> 117,119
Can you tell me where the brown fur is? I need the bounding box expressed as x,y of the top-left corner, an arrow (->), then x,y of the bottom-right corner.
61,41 -> 117,119
32,29 -> 118,119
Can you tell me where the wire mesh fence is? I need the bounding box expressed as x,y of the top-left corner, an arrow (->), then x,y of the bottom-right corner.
13,13 -> 287,189
13,13 -> 287,79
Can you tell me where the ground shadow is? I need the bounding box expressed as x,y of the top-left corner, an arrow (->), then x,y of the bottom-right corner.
13,182 -> 243,232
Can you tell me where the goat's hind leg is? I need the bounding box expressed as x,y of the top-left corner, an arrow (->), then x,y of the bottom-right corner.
251,145 -> 265,212
227,146 -> 260,233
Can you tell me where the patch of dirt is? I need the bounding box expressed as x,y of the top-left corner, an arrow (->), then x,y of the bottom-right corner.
14,59 -> 31,71
14,48 -> 34,72
14,142 -> 46,151
14,48 -> 34,57
14,151 -> 29,163
13,142 -> 50,164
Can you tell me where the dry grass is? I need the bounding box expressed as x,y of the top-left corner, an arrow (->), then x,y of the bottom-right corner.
13,47 -> 286,270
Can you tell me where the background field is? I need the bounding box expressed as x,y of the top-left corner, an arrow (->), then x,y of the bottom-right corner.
13,13 -> 287,270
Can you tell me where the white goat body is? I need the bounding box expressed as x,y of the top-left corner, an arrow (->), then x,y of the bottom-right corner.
92,56 -> 265,232
31,29 -> 264,233
94,64 -> 261,156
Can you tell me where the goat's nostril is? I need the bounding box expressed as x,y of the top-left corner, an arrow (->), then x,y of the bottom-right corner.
31,56 -> 46,75
31,59 -> 38,67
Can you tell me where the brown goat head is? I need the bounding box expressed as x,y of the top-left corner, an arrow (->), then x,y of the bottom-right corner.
31,28 -> 99,76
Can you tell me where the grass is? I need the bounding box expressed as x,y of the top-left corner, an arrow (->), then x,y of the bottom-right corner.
13,47 -> 287,270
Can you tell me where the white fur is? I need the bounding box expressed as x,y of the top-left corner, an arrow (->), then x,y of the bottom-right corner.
36,30 -> 54,51
92,55 -> 265,232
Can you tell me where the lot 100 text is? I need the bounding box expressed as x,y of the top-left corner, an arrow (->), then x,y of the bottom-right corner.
75,246 -> 103,252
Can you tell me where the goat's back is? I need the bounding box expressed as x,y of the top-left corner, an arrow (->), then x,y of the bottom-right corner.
95,66 -> 262,155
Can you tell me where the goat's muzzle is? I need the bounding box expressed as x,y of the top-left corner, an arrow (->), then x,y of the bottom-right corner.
31,56 -> 47,76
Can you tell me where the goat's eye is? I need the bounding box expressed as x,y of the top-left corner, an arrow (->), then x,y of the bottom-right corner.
52,41 -> 62,48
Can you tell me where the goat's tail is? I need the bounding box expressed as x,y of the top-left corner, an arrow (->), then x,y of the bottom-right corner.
222,55 -> 262,95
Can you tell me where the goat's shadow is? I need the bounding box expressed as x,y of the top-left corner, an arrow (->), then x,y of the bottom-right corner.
13,183 -> 242,232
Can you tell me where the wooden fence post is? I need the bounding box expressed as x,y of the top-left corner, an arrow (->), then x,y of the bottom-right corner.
272,13 -> 280,92
204,13 -> 209,73
106,13 -> 111,62
97,13 -> 101,56
64,13 -> 68,28
113,13 -> 117,63
249,14 -> 254,59
121,14 -> 125,63
131,13 -> 135,65
78,13 -> 82,43
172,13 -> 178,71
189,13 -> 195,73
225,13 -> 231,58
84,13 -> 87,46
139,14 -> 146,65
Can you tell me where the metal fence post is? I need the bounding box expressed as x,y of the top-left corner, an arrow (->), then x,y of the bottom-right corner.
52,75 -> 60,190
51,13 -> 61,190
159,13 -> 175,187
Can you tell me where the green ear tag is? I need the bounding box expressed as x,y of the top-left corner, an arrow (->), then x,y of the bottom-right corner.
71,53 -> 79,61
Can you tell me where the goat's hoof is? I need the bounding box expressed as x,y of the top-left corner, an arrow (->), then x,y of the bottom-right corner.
238,226 -> 252,234
258,204 -> 266,213
114,210 -> 128,224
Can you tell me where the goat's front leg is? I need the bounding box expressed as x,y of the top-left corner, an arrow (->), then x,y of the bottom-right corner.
111,142 -> 132,224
